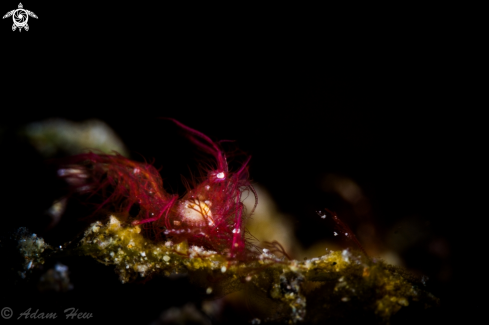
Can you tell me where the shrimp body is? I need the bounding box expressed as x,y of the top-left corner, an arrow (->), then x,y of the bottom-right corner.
59,120 -> 256,259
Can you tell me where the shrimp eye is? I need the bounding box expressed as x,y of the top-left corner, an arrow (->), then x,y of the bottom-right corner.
209,170 -> 226,182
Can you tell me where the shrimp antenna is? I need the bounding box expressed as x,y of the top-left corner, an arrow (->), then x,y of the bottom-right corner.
263,241 -> 292,260
162,118 -> 227,172
248,184 -> 258,217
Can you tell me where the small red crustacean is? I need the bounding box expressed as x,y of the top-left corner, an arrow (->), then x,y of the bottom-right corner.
316,208 -> 367,256
58,119 -> 258,260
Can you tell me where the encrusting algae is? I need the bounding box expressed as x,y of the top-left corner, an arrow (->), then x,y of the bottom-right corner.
80,216 -> 227,282
30,215 -> 436,323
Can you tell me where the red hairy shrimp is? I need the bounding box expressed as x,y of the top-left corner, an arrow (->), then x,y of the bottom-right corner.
317,208 -> 368,256
58,120 -> 258,260
158,118 -> 258,258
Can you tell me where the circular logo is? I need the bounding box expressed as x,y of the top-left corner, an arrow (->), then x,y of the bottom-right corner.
13,9 -> 27,27
1,307 -> 13,319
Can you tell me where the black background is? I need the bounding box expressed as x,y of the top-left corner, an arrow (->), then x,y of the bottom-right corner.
1,2 -> 478,324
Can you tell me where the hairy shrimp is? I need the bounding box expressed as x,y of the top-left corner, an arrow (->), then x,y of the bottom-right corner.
58,119 -> 258,260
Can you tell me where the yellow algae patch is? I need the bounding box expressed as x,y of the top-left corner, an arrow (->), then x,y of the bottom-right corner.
73,216 -> 438,323
78,216 -> 231,282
